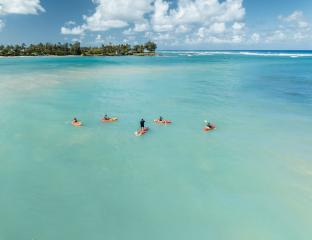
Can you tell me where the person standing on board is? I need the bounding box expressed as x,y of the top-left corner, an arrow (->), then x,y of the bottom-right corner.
140,118 -> 145,131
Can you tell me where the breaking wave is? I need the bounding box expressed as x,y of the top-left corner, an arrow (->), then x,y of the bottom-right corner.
160,50 -> 312,58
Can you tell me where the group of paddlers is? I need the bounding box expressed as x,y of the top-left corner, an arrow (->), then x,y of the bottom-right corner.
71,115 -> 216,136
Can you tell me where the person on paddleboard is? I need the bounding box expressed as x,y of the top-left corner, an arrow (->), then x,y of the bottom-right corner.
205,121 -> 215,129
140,118 -> 145,130
71,117 -> 82,127
159,116 -> 163,121
104,114 -> 110,120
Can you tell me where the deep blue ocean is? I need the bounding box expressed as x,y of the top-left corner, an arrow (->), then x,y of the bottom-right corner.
0,51 -> 312,240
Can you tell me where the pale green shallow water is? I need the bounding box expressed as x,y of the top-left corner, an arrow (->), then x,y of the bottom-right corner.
0,51 -> 312,240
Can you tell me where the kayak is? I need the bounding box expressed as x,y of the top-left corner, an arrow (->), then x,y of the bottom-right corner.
72,121 -> 82,127
135,127 -> 149,136
203,125 -> 216,132
101,117 -> 118,122
154,119 -> 172,124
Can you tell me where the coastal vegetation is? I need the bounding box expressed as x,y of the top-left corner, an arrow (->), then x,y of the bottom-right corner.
0,41 -> 157,57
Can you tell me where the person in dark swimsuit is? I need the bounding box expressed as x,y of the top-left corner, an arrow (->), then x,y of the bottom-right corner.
206,122 -> 215,129
140,118 -> 145,131
104,114 -> 110,120
73,117 -> 78,123
159,116 -> 163,121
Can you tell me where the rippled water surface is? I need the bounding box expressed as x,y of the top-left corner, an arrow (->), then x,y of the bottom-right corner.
0,51 -> 312,240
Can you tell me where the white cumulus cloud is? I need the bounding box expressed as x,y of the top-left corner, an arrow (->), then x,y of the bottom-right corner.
84,0 -> 152,31
61,0 -> 246,46
263,10 -> 311,44
279,10 -> 302,22
61,25 -> 85,35
150,0 -> 246,45
61,0 -> 153,35
151,0 -> 246,45
152,0 -> 244,32
0,0 -> 44,31
133,21 -> 149,32
265,30 -> 286,43
208,22 -> 226,33
0,0 -> 45,15
232,22 -> 245,31
250,33 -> 260,43
279,10 -> 309,29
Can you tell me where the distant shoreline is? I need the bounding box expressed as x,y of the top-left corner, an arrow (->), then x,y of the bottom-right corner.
0,52 -> 157,58
0,41 -> 157,57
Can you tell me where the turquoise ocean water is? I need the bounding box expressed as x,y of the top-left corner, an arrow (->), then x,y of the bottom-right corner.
0,51 -> 312,240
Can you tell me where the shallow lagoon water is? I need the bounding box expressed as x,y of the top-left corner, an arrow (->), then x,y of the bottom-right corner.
0,52 -> 312,240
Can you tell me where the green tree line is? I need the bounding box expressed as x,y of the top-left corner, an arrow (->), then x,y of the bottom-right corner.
0,41 -> 157,56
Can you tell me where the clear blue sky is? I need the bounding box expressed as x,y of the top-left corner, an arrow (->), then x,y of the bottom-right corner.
0,0 -> 311,49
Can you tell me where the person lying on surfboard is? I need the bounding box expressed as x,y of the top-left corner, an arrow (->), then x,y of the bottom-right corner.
104,114 -> 110,120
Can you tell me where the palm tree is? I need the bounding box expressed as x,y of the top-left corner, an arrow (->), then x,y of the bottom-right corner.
144,41 -> 157,52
